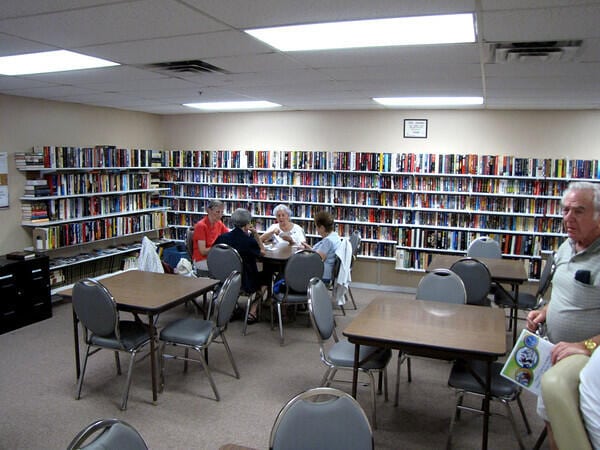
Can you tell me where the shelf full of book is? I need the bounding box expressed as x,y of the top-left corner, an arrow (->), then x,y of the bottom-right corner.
157,149 -> 600,281
15,146 -> 169,293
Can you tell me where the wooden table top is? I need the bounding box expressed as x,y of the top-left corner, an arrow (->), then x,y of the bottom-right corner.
427,254 -> 528,283
59,270 -> 218,313
343,295 -> 507,359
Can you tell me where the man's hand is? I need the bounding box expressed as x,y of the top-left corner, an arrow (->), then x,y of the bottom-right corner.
551,341 -> 590,364
526,308 -> 546,333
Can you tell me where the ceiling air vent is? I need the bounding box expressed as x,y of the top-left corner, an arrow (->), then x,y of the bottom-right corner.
146,59 -> 229,74
489,40 -> 582,63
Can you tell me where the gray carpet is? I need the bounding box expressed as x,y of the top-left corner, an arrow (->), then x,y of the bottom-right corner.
0,287 -> 548,450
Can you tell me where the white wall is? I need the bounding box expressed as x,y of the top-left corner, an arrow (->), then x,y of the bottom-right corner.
0,94 -> 164,255
2,94 -> 600,255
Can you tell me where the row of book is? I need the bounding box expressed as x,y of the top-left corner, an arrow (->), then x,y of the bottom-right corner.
33,213 -> 166,249
30,146 -> 162,169
19,147 -> 600,179
40,172 -> 154,196
158,149 -> 600,179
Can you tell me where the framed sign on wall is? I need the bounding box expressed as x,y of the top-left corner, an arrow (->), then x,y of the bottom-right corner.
404,119 -> 428,138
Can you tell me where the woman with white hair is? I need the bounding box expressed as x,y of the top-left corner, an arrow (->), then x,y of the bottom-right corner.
260,204 -> 306,246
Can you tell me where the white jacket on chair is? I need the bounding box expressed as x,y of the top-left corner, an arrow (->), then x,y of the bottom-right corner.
334,238 -> 352,306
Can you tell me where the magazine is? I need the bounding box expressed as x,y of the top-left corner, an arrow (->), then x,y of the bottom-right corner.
500,329 -> 555,396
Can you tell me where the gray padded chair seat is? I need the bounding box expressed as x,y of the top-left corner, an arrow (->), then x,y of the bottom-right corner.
159,317 -> 216,347
448,360 -> 519,397
90,322 -> 150,350
328,340 -> 392,370
67,418 -> 148,450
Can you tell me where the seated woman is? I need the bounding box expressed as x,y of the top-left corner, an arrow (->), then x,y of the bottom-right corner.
260,204 -> 306,246
192,199 -> 228,275
215,208 -> 269,325
301,210 -> 341,284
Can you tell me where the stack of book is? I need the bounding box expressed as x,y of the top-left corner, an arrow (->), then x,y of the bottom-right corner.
23,179 -> 50,197
14,150 -> 45,169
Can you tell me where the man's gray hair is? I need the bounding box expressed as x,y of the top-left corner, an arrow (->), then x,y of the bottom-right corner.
563,181 -> 600,218
231,208 -> 252,228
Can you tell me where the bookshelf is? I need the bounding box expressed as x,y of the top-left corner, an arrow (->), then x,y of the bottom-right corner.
15,146 -> 169,293
158,150 -> 600,281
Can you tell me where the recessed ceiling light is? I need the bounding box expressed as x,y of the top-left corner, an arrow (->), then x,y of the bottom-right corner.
245,13 -> 475,51
183,101 -> 281,111
373,96 -> 484,107
0,50 -> 119,75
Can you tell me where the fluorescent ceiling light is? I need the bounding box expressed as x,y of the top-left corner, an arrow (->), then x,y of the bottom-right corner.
0,50 -> 119,76
373,97 -> 484,107
183,101 -> 281,111
245,13 -> 475,51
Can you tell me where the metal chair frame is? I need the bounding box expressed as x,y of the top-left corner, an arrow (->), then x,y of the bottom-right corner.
269,387 -> 374,450
159,271 -> 241,401
67,418 -> 148,450
73,278 -> 151,411
307,277 -> 390,429
270,249 -> 324,345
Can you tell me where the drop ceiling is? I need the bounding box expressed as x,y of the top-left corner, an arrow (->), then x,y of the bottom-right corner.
0,0 -> 599,115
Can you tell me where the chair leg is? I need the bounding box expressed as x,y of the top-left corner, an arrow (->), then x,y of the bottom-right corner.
516,393 -> 532,434
114,351 -> 122,375
501,400 -> 526,450
120,351 -> 137,411
320,367 -> 333,387
196,348 -> 220,401
394,352 -> 411,407
220,334 -> 240,379
159,342 -> 166,393
532,427 -> 547,450
446,392 -> 464,449
366,370 -> 378,429
348,286 -> 358,310
276,303 -> 285,346
76,346 -> 91,400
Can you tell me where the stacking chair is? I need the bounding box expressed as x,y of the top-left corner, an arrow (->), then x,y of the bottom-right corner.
271,249 -> 324,345
467,236 -> 502,258
450,257 -> 493,306
205,243 -> 254,327
72,278 -> 151,410
269,387 -> 373,450
495,251 -> 556,330
346,230 -> 362,310
447,360 -> 532,449
159,271 -> 241,401
307,278 -> 391,429
67,418 -> 148,450
394,269 -> 467,406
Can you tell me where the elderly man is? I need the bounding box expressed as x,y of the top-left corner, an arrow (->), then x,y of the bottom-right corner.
527,181 -> 600,450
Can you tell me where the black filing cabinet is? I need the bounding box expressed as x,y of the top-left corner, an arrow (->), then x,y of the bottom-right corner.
0,255 -> 51,334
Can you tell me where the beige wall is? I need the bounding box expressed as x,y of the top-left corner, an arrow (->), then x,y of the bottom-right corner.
2,95 -> 599,287
0,94 -> 164,255
161,109 -> 600,158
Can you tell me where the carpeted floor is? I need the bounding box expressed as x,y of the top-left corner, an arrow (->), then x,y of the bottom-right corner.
0,286 -> 548,450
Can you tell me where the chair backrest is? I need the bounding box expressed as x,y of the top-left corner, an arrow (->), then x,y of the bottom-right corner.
269,387 -> 373,450
185,226 -> 194,260
467,236 -> 502,259
67,418 -> 148,450
537,251 -> 556,299
207,243 -> 243,282
416,269 -> 467,304
214,271 -> 242,329
284,249 -> 324,293
450,257 -> 492,306
308,277 -> 336,341
349,231 -> 362,257
72,278 -> 118,338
